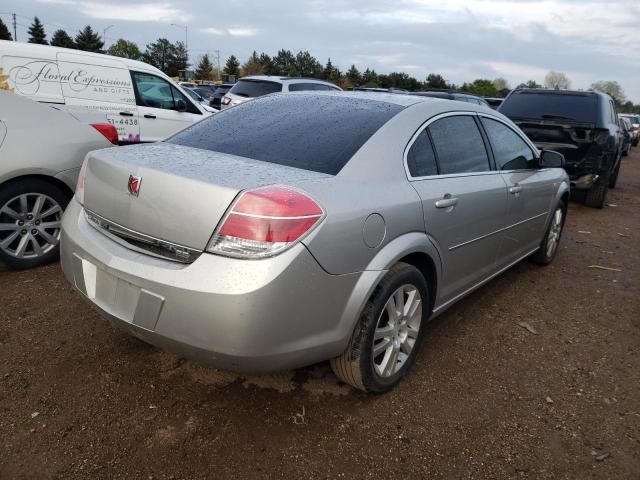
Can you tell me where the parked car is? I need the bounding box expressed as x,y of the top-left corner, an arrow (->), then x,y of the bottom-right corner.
619,116 -> 632,156
221,76 -> 342,109
411,90 -> 491,107
60,92 -> 568,392
184,88 -> 217,113
484,97 -> 504,110
354,87 -> 410,94
619,114 -> 639,146
0,91 -> 117,269
190,86 -> 215,101
178,81 -> 198,89
499,89 -> 622,208
208,83 -> 234,110
0,41 -> 211,143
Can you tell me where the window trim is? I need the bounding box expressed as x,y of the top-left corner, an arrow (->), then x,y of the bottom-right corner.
477,113 -> 540,173
403,111 -> 496,181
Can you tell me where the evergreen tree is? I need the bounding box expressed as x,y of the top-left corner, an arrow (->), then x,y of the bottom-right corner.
0,18 -> 12,41
143,38 -> 175,73
167,41 -> 189,76
107,39 -> 142,59
295,50 -> 322,78
322,58 -> 341,83
195,53 -> 214,80
223,54 -> 240,78
424,73 -> 448,89
241,51 -> 265,76
361,68 -> 378,86
28,17 -> 47,45
258,53 -> 274,75
272,49 -> 296,76
75,25 -> 104,52
346,65 -> 361,87
50,30 -> 75,48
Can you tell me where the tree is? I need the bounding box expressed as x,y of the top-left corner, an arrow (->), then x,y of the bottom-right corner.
143,38 -> 175,73
591,80 -> 626,103
223,54 -> 240,78
241,51 -> 265,76
258,53 -> 274,76
272,49 -> 297,76
346,65 -> 362,87
386,72 -> 420,90
492,77 -> 510,97
295,50 -> 323,78
323,58 -> 341,83
75,25 -> 103,52
517,80 -> 542,89
28,17 -> 47,45
424,73 -> 448,89
50,29 -> 75,48
361,68 -> 378,87
168,41 -> 189,76
195,53 -> 214,80
107,39 -> 142,59
544,71 -> 571,90
0,18 -> 12,41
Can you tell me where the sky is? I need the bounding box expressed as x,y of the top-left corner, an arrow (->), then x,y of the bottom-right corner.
1,0 -> 639,101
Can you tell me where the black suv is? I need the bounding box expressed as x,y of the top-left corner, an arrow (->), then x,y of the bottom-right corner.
499,89 -> 622,208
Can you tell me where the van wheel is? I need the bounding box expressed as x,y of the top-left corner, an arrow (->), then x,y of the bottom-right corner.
0,178 -> 70,269
584,173 -> 609,208
531,202 -> 565,265
330,262 -> 429,393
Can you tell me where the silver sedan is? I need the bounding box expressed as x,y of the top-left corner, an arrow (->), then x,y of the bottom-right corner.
60,92 -> 569,392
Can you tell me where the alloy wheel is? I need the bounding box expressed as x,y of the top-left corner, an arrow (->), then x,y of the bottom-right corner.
0,193 -> 63,259
372,284 -> 422,378
546,208 -> 563,257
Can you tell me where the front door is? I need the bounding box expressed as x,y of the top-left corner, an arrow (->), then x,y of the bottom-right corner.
131,71 -> 203,142
407,113 -> 510,306
479,115 -> 555,266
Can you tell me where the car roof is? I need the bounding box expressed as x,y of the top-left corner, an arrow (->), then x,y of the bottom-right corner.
512,88 -> 599,97
238,75 -> 337,85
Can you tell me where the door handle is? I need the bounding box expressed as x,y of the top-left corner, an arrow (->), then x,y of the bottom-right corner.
435,195 -> 458,209
509,185 -> 524,194
119,111 -> 134,117
144,114 -> 157,119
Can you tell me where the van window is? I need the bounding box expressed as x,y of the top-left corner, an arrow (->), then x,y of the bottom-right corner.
132,72 -> 199,113
428,116 -> 490,174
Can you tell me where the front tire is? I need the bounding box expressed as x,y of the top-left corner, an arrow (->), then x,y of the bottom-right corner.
0,178 -> 70,269
530,201 -> 565,265
331,262 -> 429,393
584,173 -> 609,208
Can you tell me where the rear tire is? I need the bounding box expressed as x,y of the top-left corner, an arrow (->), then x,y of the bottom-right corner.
330,262 -> 429,393
0,178 -> 70,270
530,201 -> 566,265
584,173 -> 609,208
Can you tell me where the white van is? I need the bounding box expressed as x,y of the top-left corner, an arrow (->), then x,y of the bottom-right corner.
0,41 -> 211,143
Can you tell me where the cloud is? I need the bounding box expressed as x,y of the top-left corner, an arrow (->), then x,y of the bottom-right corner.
201,27 -> 258,37
37,0 -> 192,23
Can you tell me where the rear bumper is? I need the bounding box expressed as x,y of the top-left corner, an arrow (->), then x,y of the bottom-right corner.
60,199 -> 371,373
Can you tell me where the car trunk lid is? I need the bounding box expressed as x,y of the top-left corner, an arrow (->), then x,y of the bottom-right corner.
82,143 -> 329,252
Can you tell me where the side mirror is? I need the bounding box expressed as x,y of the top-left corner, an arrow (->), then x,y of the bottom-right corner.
176,99 -> 187,112
539,149 -> 565,169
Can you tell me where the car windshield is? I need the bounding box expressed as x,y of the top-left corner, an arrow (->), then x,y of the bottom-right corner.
500,92 -> 598,124
228,80 -> 282,98
167,94 -> 403,175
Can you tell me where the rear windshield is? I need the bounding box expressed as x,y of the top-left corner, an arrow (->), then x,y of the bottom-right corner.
228,80 -> 282,98
168,94 -> 403,175
499,92 -> 598,124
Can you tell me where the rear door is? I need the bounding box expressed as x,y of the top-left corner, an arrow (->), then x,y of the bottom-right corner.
408,113 -> 510,306
130,71 -> 203,142
479,115 -> 555,266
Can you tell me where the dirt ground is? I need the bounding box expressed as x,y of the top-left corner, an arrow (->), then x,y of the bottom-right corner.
1,151 -> 639,480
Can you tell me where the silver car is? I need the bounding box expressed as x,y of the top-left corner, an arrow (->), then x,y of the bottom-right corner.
60,92 -> 569,392
0,91 -> 117,269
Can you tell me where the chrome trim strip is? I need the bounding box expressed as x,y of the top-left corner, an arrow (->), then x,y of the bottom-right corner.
84,210 -> 201,263
448,212 -> 548,251
432,246 -> 540,314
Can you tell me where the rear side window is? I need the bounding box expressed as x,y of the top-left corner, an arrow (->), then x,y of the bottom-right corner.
288,83 -> 319,92
229,80 -> 282,98
499,92 -> 598,124
428,116 -> 490,174
406,130 -> 438,177
482,118 -> 536,170
168,94 -> 403,175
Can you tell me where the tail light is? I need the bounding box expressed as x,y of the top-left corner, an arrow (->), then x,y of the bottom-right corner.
222,97 -> 231,106
91,123 -> 119,145
207,185 -> 325,258
75,155 -> 89,205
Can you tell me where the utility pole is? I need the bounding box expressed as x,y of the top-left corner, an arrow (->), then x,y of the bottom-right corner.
12,13 -> 16,41
215,49 -> 220,81
103,24 -> 114,48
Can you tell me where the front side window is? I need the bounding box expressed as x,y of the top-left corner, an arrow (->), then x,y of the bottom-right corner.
482,118 -> 536,170
428,116 -> 490,174
132,72 -> 197,113
406,130 -> 438,177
